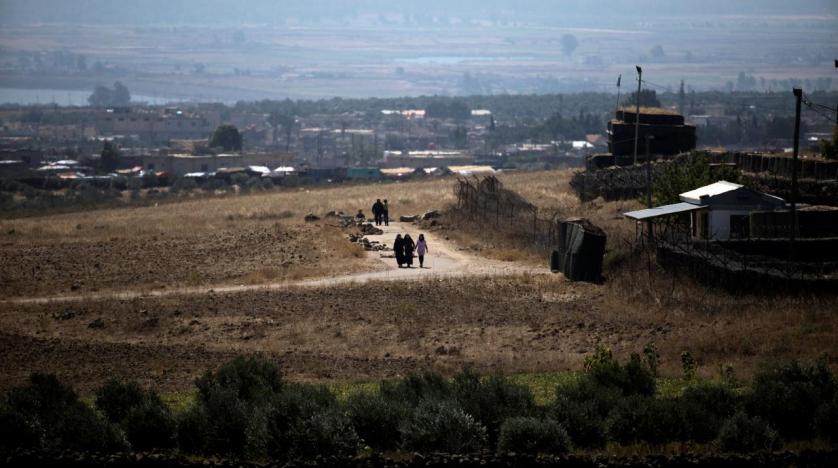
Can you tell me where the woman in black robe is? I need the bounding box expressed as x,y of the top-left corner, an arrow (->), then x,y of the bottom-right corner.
393,234 -> 405,268
402,234 -> 416,268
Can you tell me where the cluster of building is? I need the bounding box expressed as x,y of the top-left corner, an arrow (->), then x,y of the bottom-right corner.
0,102 -> 610,187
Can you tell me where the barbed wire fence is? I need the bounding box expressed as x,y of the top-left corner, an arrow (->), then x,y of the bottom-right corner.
453,175 -> 565,254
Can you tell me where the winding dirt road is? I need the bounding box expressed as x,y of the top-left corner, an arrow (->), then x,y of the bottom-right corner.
4,222 -> 546,305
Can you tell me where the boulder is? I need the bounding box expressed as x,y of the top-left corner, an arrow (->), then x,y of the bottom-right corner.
422,210 -> 441,220
400,215 -> 418,222
304,213 -> 320,222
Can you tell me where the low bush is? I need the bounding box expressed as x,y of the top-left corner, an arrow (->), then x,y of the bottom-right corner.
175,404 -> 211,454
195,355 -> 283,406
550,377 -> 621,448
452,368 -> 535,445
815,394 -> 838,443
716,411 -> 781,452
267,383 -> 341,460
400,399 -> 488,454
679,382 -> 740,442
95,379 -> 177,451
181,356 -> 283,458
583,347 -> 656,397
0,402 -> 42,450
286,409 -> 359,460
380,372 -> 453,406
748,359 -> 835,440
345,392 -> 407,450
5,374 -> 127,452
605,395 -> 688,445
95,379 -> 146,423
497,417 -> 571,454
122,395 -> 177,450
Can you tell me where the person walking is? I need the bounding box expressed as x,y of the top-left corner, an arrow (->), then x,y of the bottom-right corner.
403,234 -> 416,268
393,234 -> 405,268
416,233 -> 429,268
371,199 -> 384,226
382,199 -> 389,226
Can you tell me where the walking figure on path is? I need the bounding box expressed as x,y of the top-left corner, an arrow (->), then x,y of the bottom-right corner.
416,233 -> 429,268
382,199 -> 389,226
372,199 -> 384,226
403,234 -> 416,268
393,234 -> 405,268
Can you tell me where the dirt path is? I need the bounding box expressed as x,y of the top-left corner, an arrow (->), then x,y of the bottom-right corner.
3,222 -> 547,305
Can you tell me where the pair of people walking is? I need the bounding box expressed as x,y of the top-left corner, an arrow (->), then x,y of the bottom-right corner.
371,199 -> 389,226
393,233 -> 429,268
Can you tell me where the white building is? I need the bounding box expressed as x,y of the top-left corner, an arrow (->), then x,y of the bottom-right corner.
624,181 -> 787,240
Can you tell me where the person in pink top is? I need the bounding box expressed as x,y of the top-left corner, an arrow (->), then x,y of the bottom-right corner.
416,234 -> 429,268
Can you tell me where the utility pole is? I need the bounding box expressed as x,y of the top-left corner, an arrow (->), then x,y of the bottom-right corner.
645,134 -> 655,244
791,88 -> 802,259
633,66 -> 642,165
645,135 -> 654,208
615,74 -> 622,114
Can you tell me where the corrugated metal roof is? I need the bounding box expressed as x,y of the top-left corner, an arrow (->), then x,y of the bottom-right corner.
679,180 -> 742,204
624,202 -> 707,220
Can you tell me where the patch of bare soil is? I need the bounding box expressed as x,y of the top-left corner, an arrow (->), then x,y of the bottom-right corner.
6,273 -> 833,393
0,222 -> 369,299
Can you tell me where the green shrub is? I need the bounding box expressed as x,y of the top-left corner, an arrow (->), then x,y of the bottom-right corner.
380,372 -> 453,406
345,392 -> 407,450
497,417 -> 571,454
122,395 -> 177,450
452,369 -> 535,445
95,379 -> 177,451
6,373 -> 127,452
583,347 -> 655,396
550,378 -> 621,448
400,399 -> 488,454
176,404 -> 211,454
815,394 -> 838,443
95,379 -> 146,423
179,357 -> 280,459
679,382 -> 740,442
748,359 -> 835,440
187,387 -> 264,458
605,395 -> 688,445
267,383 -> 340,460
716,411 -> 781,452
0,403 -> 42,449
287,409 -> 359,460
195,355 -> 283,406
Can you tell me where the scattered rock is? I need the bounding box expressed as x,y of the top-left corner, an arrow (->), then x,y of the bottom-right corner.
52,308 -> 77,321
422,210 -> 441,220
304,213 -> 320,222
400,215 -> 418,222
88,318 -> 105,329
358,223 -> 383,235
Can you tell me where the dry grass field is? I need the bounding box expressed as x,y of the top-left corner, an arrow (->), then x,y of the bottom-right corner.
1,169 -> 836,394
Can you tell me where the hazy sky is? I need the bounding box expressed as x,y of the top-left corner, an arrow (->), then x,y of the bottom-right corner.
2,0 -> 836,25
